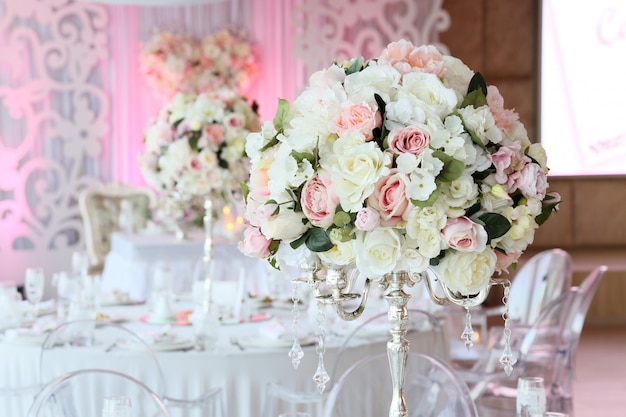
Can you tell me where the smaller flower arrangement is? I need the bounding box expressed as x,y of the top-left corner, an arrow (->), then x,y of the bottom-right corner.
238,40 -> 560,297
139,29 -> 257,99
139,89 -> 261,204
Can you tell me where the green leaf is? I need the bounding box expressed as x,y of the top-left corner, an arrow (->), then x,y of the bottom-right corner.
467,72 -> 487,96
464,202 -> 481,218
460,89 -> 488,109
240,182 -> 250,203
268,240 -> 280,254
188,131 -> 201,152
411,187 -> 441,207
291,150 -> 315,164
290,230 -> 309,250
346,56 -> 364,75
333,211 -> 352,228
429,250 -> 446,266
477,212 -> 511,240
373,93 -> 388,150
433,150 -> 464,182
305,227 -> 334,252
273,98 -> 290,132
259,132 -> 279,152
535,200 -> 560,226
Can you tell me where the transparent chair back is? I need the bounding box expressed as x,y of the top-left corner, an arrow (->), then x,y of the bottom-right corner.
323,351 -> 478,417
507,248 -> 573,326
261,309 -> 445,417
27,368 -> 170,417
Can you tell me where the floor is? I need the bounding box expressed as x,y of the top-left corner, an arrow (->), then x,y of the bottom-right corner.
573,325 -> 626,417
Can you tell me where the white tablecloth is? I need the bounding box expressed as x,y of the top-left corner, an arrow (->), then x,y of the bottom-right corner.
101,231 -> 269,301
0,302 -> 445,417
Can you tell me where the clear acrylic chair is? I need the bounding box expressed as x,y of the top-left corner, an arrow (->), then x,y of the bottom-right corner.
39,319 -> 225,417
468,265 -> 608,417
27,368 -> 171,417
476,248 -> 573,333
261,309 -> 446,417
323,351 -> 478,417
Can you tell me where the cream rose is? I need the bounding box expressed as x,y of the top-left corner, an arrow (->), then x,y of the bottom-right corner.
434,249 -> 497,295
355,228 -> 402,278
260,209 -> 309,241
331,103 -> 381,140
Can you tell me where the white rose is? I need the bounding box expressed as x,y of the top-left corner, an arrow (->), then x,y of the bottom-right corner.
398,72 -> 458,119
406,206 -> 447,237
397,247 -> 429,274
319,238 -> 357,266
309,64 -> 346,88
321,132 -> 390,212
441,173 -> 479,210
344,64 -> 401,105
527,143 -> 548,172
434,248 -> 496,296
441,55 -> 474,102
161,139 -> 191,172
355,228 -> 402,278
260,209 -> 310,241
275,242 -> 314,268
416,226 -> 445,259
245,122 -> 274,162
384,97 -> 426,131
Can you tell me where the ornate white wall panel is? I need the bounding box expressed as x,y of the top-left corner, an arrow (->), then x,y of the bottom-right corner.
293,0 -> 450,77
0,0 -> 109,283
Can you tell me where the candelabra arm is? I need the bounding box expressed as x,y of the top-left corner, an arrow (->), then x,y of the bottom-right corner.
422,272 -> 451,306
332,277 -> 373,321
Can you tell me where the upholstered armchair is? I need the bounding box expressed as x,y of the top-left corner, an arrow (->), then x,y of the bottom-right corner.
78,182 -> 157,274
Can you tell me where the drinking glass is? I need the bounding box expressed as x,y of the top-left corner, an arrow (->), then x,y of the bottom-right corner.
516,377 -> 546,417
71,251 -> 89,279
0,280 -> 22,328
52,271 -> 78,323
192,311 -> 219,351
24,267 -> 45,317
278,413 -> 311,417
102,395 -> 133,417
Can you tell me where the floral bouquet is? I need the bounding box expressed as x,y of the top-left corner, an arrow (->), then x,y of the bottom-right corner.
139,89 -> 261,219
139,29 -> 258,100
238,40 -> 559,297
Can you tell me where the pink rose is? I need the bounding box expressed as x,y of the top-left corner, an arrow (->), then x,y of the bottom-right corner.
494,250 -> 522,274
489,144 -> 522,183
441,216 -> 488,252
512,162 -> 548,200
332,104 -> 381,140
224,113 -> 245,129
387,126 -> 430,155
355,207 -> 380,231
367,170 -> 410,227
256,202 -> 278,220
238,226 -> 272,258
189,156 -> 202,171
487,85 -> 519,133
378,41 -> 445,77
301,170 -> 339,228
245,188 -> 271,227
203,124 -> 225,145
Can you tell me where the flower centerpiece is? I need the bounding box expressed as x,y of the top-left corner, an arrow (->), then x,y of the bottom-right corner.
139,89 -> 261,237
239,40 -> 559,296
139,29 -> 258,100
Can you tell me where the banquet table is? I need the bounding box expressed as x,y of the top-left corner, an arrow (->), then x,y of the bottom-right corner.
101,231 -> 269,301
0,299 -> 447,417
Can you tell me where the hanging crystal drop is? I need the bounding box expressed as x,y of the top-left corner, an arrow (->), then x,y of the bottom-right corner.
499,282 -> 516,375
289,339 -> 304,369
461,307 -> 476,350
312,300 -> 329,393
313,355 -> 330,394
288,280 -> 303,369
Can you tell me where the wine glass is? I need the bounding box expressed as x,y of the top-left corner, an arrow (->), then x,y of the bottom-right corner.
516,376 -> 546,417
24,267 -> 45,317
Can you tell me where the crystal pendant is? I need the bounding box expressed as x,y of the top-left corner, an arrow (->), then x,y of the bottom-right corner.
499,342 -> 517,376
313,355 -> 330,393
461,308 -> 476,350
289,340 -> 304,369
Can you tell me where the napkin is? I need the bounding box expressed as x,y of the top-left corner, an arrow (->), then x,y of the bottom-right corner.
257,317 -> 288,340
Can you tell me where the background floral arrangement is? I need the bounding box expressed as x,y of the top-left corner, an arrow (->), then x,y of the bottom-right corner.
139,89 -> 261,202
139,29 -> 258,99
239,40 -> 560,296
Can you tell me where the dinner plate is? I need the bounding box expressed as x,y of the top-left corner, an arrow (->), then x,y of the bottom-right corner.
117,338 -> 195,352
238,335 -> 316,349
95,314 -> 127,326
139,314 -> 176,325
